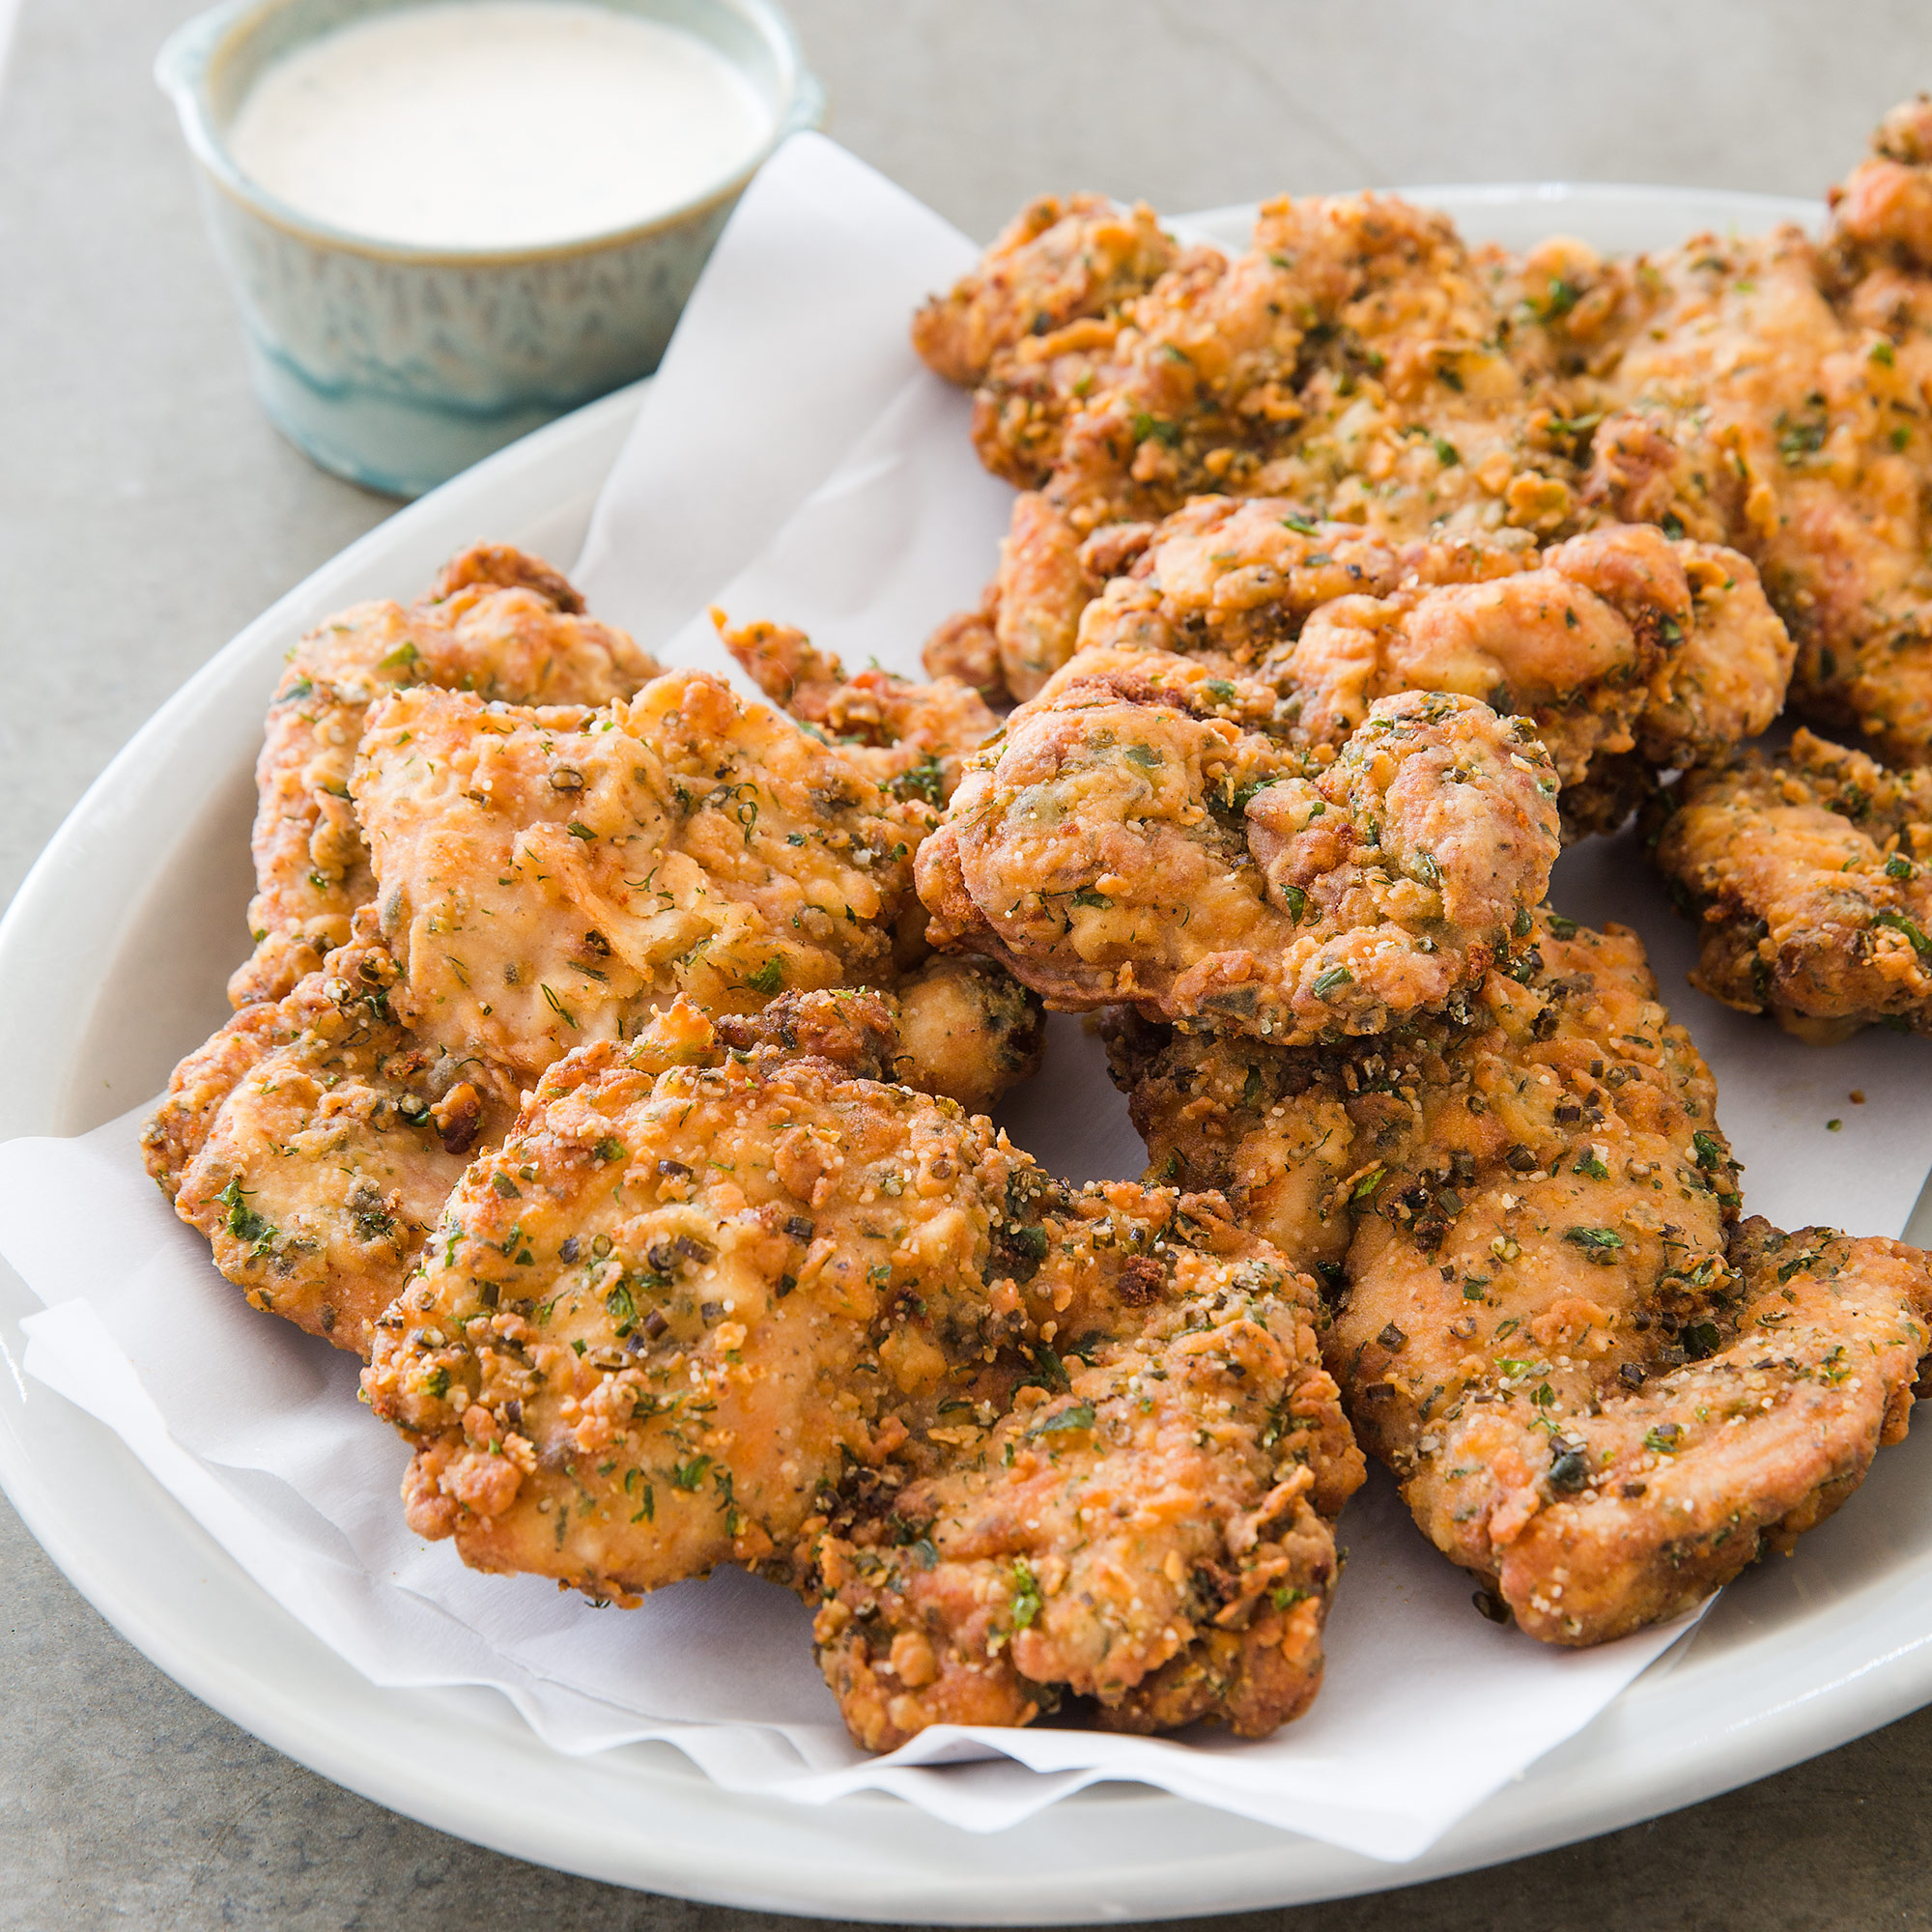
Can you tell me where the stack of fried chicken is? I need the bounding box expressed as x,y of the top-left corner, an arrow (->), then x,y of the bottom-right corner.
147,104 -> 1932,1754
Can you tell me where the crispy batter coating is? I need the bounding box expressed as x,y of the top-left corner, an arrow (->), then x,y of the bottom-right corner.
815,1229 -> 1360,1748
363,992 -> 916,1588
143,920 -> 504,1354
155,654 -> 1037,1360
1404,1216 -> 1932,1643
352,672 -> 932,1085
931,193 -> 1581,540
917,646 -> 1559,1040
890,953 -> 1044,1115
363,993 -> 1361,1747
1089,507 -> 1783,781
1564,112 -> 1932,761
715,613 -> 1000,803
1105,913 -> 1731,1273
983,492 -> 1114,701
910,195 -> 1179,389
233,546 -> 655,1009
1647,727 -> 1932,1040
1109,911 -> 1932,1641
955,495 -> 1790,803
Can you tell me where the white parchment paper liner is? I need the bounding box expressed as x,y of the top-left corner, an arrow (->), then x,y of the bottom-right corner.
7,133 -> 1931,1859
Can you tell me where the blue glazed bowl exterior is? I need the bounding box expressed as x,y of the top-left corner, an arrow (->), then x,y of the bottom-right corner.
158,0 -> 822,497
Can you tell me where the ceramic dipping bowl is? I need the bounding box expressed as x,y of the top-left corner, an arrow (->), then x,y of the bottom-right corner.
157,0 -> 821,497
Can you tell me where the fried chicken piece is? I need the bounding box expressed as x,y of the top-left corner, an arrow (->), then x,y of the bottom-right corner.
715,612 -> 1000,803
987,491 -> 1104,701
1105,910 -> 1735,1275
938,192 -> 1581,540
916,646 -> 1559,1041
1565,129 -> 1932,760
815,1216 -> 1361,1747
1646,727 -> 1932,1040
363,993 -> 1362,1747
910,194 -> 1179,389
142,919 -> 504,1354
1074,505 -> 1785,789
1404,1217 -> 1932,1643
938,487 -> 1789,790
352,672 -> 932,1086
1110,910 -> 1932,1641
352,668 -> 1043,1112
152,663 -> 1037,1361
234,546 -> 655,1009
1006,497 -> 1786,769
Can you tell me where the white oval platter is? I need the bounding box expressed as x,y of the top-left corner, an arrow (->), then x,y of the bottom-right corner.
6,185 -> 1932,1923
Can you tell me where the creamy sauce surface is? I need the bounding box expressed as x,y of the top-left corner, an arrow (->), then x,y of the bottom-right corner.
228,2 -> 774,249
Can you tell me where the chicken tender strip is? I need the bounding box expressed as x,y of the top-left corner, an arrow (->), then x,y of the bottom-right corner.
715,613 -> 1001,803
934,193 -> 1582,541
143,918 -> 506,1354
363,992 -> 1361,1748
1404,1217 -> 1932,1644
352,672 -> 933,1086
234,545 -> 656,1009
1647,727 -> 1932,1041
917,647 -> 1559,1041
910,194 -> 1179,388
1109,912 -> 1932,1641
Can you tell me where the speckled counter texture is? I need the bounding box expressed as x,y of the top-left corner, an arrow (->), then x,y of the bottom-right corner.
4,1 -> 1932,1924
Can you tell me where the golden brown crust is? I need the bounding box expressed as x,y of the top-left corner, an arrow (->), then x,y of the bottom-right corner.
1110,907 -> 1932,1642
233,546 -> 656,1009
917,647 -> 1559,1041
814,1237 -> 1356,1747
991,491 -> 1101,699
1573,180 -> 1932,762
715,613 -> 1000,803
912,195 -> 1178,390
1647,728 -> 1932,1036
147,922 -> 506,1355
952,493 -> 1787,810
1413,1218 -> 1932,1642
351,672 -> 932,1085
362,995 -> 1361,1746
961,191 -> 1583,536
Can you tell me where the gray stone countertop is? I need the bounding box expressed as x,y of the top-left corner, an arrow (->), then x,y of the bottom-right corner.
2,0 -> 1929,1923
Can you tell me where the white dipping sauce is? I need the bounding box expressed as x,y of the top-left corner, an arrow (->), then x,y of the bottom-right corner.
228,2 -> 774,250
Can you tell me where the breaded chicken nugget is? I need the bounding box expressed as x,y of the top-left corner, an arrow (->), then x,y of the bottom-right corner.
234,545 -> 655,1009
1647,727 -> 1932,1040
352,671 -> 933,1084
144,918 -> 505,1354
917,647 -> 1559,1041
910,194 -> 1178,390
364,993 -> 1361,1747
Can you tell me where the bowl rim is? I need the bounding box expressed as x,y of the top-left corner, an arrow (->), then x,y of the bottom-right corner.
155,0 -> 825,266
